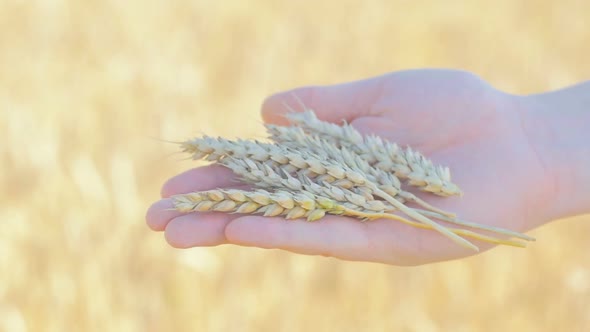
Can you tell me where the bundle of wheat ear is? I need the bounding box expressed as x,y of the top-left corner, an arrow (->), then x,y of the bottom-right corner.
172,109 -> 535,251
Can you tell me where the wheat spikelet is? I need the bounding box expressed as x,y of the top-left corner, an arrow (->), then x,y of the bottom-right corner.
284,110 -> 462,196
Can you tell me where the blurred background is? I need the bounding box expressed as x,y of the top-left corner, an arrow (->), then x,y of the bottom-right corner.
1,0 -> 589,331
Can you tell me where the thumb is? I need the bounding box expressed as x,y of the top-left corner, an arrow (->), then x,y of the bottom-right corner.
261,74 -> 388,125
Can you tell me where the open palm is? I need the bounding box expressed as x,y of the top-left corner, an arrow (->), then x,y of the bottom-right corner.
146,69 -> 549,265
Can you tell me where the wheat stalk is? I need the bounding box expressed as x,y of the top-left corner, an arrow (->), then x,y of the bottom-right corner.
283,109 -> 462,197
415,209 -> 535,241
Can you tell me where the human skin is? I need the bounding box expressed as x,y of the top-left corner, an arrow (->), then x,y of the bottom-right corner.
146,69 -> 590,266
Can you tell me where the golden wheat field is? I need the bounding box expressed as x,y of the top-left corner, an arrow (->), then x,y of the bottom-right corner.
1,1 -> 590,331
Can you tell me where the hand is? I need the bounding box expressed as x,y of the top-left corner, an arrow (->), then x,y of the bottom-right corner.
146,69 -> 552,265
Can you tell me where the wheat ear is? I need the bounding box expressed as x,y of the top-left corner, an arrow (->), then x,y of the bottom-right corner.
223,158 -> 391,213
266,124 -> 455,217
173,189 -> 343,221
172,189 -> 526,248
284,109 -> 462,196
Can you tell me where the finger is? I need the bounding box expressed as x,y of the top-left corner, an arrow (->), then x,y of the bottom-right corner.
224,215 -> 359,257
225,215 -> 379,261
161,164 -> 239,198
164,212 -> 238,248
261,74 -> 388,126
146,198 -> 180,231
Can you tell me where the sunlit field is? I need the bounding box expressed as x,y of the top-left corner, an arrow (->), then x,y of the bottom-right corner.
1,1 -> 589,331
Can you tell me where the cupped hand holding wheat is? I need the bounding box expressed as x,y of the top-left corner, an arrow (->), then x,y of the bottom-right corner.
147,69 -> 551,265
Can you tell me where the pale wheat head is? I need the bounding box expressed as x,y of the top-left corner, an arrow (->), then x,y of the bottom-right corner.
285,110 -> 462,196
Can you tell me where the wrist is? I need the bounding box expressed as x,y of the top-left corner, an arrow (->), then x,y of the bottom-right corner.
521,82 -> 590,221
